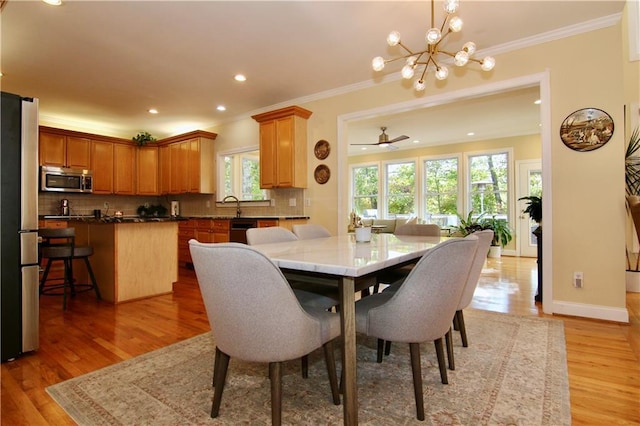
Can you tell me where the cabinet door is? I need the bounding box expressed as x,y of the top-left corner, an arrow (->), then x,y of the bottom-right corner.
275,116 -> 294,187
39,132 -> 66,167
188,138 -> 200,193
259,121 -> 277,188
91,141 -> 114,194
65,137 -> 91,169
257,220 -> 278,228
170,142 -> 189,193
159,145 -> 170,194
114,144 -> 135,195
137,146 -> 159,195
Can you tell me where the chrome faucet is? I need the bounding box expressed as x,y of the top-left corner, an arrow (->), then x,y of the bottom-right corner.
222,195 -> 241,218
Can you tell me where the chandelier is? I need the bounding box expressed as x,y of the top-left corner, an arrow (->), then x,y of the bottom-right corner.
372,0 -> 495,92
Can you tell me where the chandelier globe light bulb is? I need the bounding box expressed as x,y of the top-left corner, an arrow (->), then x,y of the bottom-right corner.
401,64 -> 415,79
481,56 -> 496,71
454,50 -> 469,66
443,0 -> 459,13
414,79 -> 426,91
449,16 -> 463,32
462,41 -> 476,55
406,56 -> 417,66
372,56 -> 385,71
435,66 -> 449,80
426,28 -> 442,44
387,31 -> 401,46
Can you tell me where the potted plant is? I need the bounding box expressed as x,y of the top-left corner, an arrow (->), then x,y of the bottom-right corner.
132,131 -> 157,147
452,210 -> 487,236
519,196 -> 542,224
479,215 -> 512,258
625,127 -> 640,292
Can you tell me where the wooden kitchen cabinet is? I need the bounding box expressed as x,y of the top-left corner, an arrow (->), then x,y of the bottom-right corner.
39,128 -> 91,169
178,219 -> 196,265
257,219 -> 278,228
251,106 -> 312,189
212,219 -> 230,243
159,145 -> 171,195
91,140 -> 114,194
137,146 -> 159,195
114,143 -> 135,195
160,131 -> 217,195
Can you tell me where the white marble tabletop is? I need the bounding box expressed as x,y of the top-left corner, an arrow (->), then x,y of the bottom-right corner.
252,233 -> 446,277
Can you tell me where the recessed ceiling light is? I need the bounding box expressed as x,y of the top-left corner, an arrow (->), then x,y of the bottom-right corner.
467,132 -> 475,136
148,109 -> 158,114
534,99 -> 542,105
42,0 -> 62,5
234,74 -> 246,82
217,105 -> 226,112
0,72 -> 3,77
412,140 -> 420,144
361,147 -> 367,151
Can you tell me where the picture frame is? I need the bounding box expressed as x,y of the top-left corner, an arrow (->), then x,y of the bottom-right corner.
560,107 -> 614,152
314,139 -> 330,160
314,164 -> 330,184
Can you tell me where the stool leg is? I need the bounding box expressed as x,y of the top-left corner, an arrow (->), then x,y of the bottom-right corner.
84,257 -> 101,300
40,259 -> 53,294
63,258 -> 73,310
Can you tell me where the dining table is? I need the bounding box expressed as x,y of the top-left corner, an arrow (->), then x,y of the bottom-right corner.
252,232 -> 448,425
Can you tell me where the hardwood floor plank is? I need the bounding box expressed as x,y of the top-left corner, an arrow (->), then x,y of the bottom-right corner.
1,256 -> 638,424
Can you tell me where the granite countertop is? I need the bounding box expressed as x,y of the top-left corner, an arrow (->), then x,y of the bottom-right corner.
40,215 -> 186,223
186,215 -> 310,220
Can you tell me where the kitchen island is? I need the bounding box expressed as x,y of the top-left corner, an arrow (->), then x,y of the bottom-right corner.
72,220 -> 178,303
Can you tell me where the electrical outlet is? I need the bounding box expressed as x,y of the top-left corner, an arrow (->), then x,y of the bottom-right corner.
305,198 -> 311,207
573,272 -> 583,288
103,202 -> 109,210
206,200 -> 211,208
270,199 -> 276,207
289,198 -> 296,207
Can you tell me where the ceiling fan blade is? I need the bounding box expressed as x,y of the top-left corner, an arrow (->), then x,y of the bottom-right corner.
387,135 -> 409,144
350,143 -> 379,146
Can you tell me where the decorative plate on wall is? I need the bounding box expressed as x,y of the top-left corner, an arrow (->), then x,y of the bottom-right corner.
314,164 -> 330,184
560,107 -> 614,152
314,139 -> 331,160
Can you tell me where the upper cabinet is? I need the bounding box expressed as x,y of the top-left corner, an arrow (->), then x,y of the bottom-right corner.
91,140 -> 114,194
252,106 -> 312,189
159,131 -> 217,195
39,127 -> 91,169
114,143 -> 136,195
137,146 -> 159,195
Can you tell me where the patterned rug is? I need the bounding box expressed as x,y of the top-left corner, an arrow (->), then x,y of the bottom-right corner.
46,309 -> 571,425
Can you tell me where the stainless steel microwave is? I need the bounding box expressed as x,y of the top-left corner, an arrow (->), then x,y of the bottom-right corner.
40,166 -> 93,193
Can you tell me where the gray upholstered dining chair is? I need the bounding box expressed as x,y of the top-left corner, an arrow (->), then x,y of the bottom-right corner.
292,223 -> 332,239
354,237 -> 478,421
189,241 -> 341,425
247,226 -> 340,306
246,226 -> 298,245
372,223 -> 442,294
453,230 -> 494,347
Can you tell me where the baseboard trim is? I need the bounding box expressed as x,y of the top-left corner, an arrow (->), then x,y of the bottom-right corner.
553,300 -> 629,323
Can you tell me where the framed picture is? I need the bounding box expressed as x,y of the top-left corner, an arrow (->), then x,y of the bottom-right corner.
314,139 -> 330,160
560,108 -> 614,152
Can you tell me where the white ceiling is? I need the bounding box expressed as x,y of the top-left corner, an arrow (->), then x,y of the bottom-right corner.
1,0 -> 625,152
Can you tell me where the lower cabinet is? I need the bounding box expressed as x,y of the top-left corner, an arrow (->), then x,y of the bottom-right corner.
178,220 -> 196,265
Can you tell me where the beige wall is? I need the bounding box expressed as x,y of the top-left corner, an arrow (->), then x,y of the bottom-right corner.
210,20 -> 636,321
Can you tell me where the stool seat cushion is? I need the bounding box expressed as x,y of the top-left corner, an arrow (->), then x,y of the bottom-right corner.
73,246 -> 93,257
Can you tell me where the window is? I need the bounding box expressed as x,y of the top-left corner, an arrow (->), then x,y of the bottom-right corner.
423,157 -> 459,227
468,151 -> 509,219
219,149 -> 266,200
385,161 -> 416,218
352,165 -> 379,218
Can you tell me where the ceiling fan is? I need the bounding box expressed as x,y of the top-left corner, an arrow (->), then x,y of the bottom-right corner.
351,127 -> 409,149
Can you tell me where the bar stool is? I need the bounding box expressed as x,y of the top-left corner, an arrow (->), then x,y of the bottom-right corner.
39,227 -> 101,310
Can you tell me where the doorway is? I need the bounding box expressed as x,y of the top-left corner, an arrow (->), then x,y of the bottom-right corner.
517,160 -> 542,257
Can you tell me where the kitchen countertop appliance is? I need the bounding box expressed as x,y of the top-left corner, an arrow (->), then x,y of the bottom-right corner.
60,199 -> 70,216
1,92 -> 40,361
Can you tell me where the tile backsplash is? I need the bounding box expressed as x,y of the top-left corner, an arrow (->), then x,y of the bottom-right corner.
38,188 -> 305,217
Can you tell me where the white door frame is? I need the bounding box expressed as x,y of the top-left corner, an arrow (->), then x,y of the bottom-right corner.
516,159 -> 542,257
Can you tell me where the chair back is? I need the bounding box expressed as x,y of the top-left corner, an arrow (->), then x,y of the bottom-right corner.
365,237 -> 477,343
457,230 -> 494,310
394,224 -> 440,236
189,241 -> 328,362
292,224 -> 331,240
39,227 -> 75,259
246,226 -> 297,245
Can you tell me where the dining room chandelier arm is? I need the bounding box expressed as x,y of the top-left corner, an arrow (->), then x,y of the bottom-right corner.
371,0 -> 495,92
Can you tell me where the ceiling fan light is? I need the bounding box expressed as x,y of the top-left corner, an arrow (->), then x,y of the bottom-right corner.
387,31 -> 401,46
449,16 -> 463,32
425,28 -> 442,44
462,41 -> 476,55
454,50 -> 469,66
435,65 -> 449,80
372,56 -> 385,71
443,0 -> 459,14
413,79 -> 426,91
401,64 -> 415,79
379,143 -> 389,148
481,56 -> 496,71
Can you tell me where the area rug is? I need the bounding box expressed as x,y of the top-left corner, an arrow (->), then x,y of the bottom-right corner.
46,309 -> 571,425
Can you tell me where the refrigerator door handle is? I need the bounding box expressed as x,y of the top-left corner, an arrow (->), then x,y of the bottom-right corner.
20,231 -> 39,266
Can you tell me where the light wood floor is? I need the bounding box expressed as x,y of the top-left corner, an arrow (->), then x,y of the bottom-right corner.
1,257 -> 638,425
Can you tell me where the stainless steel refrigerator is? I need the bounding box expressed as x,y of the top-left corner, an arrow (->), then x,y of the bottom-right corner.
1,92 -> 39,361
